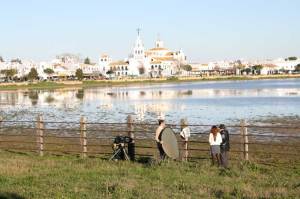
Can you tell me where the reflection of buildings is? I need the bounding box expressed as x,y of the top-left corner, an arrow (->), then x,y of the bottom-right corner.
1,86 -> 300,119
134,103 -> 186,121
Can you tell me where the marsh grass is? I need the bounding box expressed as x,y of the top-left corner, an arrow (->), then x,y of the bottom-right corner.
0,151 -> 299,198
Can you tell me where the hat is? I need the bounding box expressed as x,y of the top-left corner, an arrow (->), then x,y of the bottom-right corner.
219,124 -> 226,129
157,112 -> 165,121
180,118 -> 188,127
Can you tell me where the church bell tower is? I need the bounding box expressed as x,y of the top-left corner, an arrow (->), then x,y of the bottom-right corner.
133,28 -> 145,61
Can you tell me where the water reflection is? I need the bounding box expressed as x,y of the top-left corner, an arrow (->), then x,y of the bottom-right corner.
45,95 -> 55,104
28,91 -> 39,105
0,79 -> 300,124
76,89 -> 84,100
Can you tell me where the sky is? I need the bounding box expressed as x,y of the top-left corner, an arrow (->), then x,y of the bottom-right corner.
0,0 -> 299,63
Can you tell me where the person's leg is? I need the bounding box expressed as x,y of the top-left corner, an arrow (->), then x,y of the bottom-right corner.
210,147 -> 215,165
157,142 -> 165,160
185,141 -> 188,161
223,151 -> 229,168
216,154 -> 221,167
211,153 -> 216,165
220,150 -> 225,167
180,141 -> 185,161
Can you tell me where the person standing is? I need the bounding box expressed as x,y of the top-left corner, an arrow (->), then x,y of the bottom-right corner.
219,124 -> 230,168
209,125 -> 222,166
155,119 -> 166,160
180,119 -> 190,161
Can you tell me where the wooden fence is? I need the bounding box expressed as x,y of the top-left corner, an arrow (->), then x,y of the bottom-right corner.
0,115 -> 299,166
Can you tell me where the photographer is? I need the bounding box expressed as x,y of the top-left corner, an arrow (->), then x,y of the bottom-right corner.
155,119 -> 166,160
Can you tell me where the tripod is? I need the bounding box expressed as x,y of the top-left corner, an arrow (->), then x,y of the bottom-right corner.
109,143 -> 130,161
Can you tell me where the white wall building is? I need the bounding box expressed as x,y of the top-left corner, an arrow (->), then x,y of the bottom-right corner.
98,31 -> 187,78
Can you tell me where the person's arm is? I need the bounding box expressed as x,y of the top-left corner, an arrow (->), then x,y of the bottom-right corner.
180,129 -> 185,139
185,127 -> 191,139
225,130 -> 230,149
225,130 -> 230,143
208,133 -> 213,145
155,127 -> 161,143
220,131 -> 226,146
217,133 -> 222,145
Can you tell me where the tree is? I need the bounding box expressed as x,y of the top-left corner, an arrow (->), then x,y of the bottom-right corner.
295,64 -> 300,72
252,65 -> 263,75
181,64 -> 192,71
0,56 -> 3,62
84,57 -> 91,65
27,68 -> 39,80
11,58 -> 22,64
241,68 -> 252,75
75,69 -> 84,80
106,70 -> 114,75
138,67 -> 145,75
44,68 -> 54,76
287,56 -> 297,61
1,69 -> 17,80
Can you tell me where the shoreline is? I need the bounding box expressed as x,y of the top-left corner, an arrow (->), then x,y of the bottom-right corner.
0,74 -> 300,90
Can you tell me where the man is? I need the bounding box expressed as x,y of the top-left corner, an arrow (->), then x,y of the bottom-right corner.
180,119 -> 191,161
219,124 -> 230,168
155,119 -> 166,160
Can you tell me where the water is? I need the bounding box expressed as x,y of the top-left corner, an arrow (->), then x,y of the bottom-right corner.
1,79 -> 300,125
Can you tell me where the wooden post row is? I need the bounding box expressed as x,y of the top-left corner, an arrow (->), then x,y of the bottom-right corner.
36,115 -> 44,156
80,116 -> 87,158
127,115 -> 135,161
0,116 -> 3,142
240,119 -> 249,161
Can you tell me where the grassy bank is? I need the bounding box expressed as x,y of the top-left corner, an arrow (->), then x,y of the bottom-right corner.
0,151 -> 299,198
0,74 -> 300,90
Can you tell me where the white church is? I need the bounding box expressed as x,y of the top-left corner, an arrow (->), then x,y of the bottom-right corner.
99,30 -> 187,78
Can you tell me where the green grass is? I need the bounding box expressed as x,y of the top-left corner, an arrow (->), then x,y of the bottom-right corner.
1,74 -> 300,90
0,151 -> 299,198
0,81 -> 67,90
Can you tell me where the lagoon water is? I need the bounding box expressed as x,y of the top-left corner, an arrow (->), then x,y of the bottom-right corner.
1,79 -> 300,125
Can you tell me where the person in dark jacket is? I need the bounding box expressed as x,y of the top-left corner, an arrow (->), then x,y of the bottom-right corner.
155,119 -> 166,160
219,124 -> 230,168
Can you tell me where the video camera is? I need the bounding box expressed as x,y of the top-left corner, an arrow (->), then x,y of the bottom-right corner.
110,136 -> 135,161
113,136 -> 133,145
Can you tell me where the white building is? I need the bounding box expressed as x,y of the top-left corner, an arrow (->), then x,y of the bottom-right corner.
99,30 -> 187,78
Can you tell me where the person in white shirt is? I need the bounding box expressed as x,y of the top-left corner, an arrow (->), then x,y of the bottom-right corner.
180,119 -> 190,161
209,125 -> 222,166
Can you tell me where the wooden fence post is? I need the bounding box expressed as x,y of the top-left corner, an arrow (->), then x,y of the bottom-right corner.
0,116 -> 3,142
127,115 -> 135,161
240,119 -> 249,161
80,116 -> 87,158
36,115 -> 44,156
